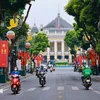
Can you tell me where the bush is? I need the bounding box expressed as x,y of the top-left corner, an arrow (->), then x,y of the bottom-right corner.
56,62 -> 68,65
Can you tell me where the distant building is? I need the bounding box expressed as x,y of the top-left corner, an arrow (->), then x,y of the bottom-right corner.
43,13 -> 73,62
31,13 -> 73,62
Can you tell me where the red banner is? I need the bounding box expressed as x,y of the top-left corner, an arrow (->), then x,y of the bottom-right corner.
35,54 -> 44,67
77,55 -> 82,66
0,40 -> 9,68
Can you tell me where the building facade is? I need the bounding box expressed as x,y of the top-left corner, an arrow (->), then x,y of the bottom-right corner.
43,13 -> 73,62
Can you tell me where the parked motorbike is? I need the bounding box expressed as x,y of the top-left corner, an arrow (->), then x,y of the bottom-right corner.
10,74 -> 21,94
83,77 -> 92,90
39,71 -> 46,87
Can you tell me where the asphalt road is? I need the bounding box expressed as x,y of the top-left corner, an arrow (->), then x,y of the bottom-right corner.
0,67 -> 100,100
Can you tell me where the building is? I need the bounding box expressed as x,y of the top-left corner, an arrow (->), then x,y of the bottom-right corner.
43,13 -> 73,62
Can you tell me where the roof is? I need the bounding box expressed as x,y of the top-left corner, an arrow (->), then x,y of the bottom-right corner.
44,13 -> 73,30
31,23 -> 39,33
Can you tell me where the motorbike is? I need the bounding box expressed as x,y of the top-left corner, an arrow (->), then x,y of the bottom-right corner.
10,74 -> 20,94
73,64 -> 77,72
83,76 -> 92,90
52,67 -> 55,71
50,67 -> 53,72
39,71 -> 46,87
36,68 -> 39,77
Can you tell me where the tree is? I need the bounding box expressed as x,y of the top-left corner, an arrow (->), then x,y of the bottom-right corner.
30,32 -> 50,55
64,30 -> 81,55
65,0 -> 100,54
29,32 -> 50,67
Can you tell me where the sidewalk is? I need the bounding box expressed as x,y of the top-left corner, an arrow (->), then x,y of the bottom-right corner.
0,73 -> 33,88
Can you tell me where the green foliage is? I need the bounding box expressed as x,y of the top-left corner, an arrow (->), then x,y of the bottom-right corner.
96,42 -> 100,55
30,32 -> 50,56
56,62 -> 68,65
64,30 -> 81,54
0,0 -> 31,13
65,0 -> 100,53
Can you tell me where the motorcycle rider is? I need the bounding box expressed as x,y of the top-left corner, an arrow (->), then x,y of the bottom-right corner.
11,66 -> 21,89
39,64 -> 46,73
81,65 -> 93,83
38,64 -> 46,82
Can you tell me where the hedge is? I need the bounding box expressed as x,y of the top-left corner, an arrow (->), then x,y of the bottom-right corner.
56,62 -> 68,65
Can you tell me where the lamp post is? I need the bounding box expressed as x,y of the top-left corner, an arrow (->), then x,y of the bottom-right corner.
6,30 -> 15,73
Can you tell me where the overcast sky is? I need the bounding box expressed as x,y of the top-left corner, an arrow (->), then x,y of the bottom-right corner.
24,0 -> 75,28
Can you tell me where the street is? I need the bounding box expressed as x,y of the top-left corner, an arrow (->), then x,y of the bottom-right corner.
0,67 -> 100,100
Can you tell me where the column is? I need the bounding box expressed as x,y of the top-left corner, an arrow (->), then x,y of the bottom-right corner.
62,40 -> 64,59
54,40 -> 57,60
69,53 -> 72,63
47,47 -> 50,61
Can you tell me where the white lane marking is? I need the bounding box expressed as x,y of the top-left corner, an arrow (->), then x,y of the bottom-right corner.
89,87 -> 94,90
3,89 -> 8,92
0,88 -> 8,94
0,85 -> 10,89
0,89 -> 3,94
43,87 -> 50,90
57,86 -> 64,91
72,86 -> 79,90
93,90 -> 100,94
27,88 -> 36,91
90,87 -> 100,94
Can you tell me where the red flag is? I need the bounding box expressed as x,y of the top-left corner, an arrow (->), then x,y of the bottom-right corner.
0,40 -> 9,68
58,16 -> 60,30
77,55 -> 82,66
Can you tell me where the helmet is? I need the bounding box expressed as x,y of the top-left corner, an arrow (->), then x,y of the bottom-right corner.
40,64 -> 44,70
85,65 -> 89,68
14,66 -> 18,71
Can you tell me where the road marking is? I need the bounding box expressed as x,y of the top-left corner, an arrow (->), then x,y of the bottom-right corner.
93,90 -> 100,94
3,89 -> 8,92
58,92 -> 62,94
72,86 -> 79,90
27,88 -> 36,91
57,86 -> 64,91
58,96 -> 62,98
42,87 -> 50,90
89,87 -> 94,90
0,89 -> 3,94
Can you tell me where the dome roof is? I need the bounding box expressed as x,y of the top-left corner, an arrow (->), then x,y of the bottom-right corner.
44,13 -> 73,29
31,23 -> 39,33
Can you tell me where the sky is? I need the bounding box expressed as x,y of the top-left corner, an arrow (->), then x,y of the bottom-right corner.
24,0 -> 75,28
